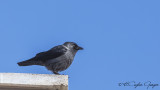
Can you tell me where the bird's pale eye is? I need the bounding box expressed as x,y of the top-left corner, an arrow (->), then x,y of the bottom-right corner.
73,44 -> 77,47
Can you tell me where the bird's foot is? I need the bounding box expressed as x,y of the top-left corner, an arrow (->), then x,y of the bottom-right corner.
53,71 -> 60,75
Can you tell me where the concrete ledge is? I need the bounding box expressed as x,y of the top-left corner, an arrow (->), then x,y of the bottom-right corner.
0,73 -> 68,90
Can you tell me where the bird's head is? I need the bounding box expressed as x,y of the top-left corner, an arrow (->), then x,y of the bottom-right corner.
63,42 -> 83,51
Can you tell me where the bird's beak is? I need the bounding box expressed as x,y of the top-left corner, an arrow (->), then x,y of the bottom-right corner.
76,46 -> 83,50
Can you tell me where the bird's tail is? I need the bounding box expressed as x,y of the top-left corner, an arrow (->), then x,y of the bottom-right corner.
17,58 -> 42,66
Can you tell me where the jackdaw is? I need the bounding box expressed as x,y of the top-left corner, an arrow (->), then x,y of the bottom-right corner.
17,42 -> 83,75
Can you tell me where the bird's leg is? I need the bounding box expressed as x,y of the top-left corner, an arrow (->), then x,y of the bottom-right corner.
53,71 -> 60,75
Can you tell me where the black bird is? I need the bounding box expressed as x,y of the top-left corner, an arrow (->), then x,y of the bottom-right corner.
17,42 -> 83,75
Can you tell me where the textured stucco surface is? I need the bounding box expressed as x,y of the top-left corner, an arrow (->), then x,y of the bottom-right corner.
0,73 -> 68,90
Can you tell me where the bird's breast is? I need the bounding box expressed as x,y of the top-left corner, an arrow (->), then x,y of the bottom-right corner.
45,50 -> 76,71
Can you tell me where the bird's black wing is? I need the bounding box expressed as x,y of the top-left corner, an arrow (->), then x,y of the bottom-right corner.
32,45 -> 67,62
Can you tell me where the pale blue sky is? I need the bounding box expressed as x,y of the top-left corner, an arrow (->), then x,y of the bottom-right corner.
0,0 -> 160,90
